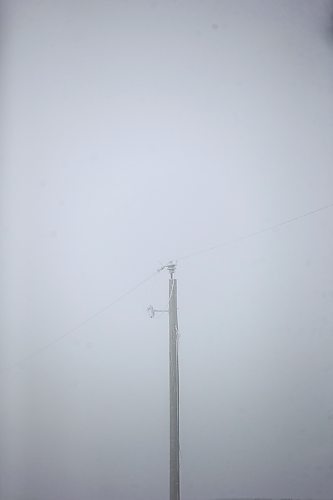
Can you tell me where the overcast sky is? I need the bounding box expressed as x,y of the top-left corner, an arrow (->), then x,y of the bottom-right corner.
1,1 -> 333,499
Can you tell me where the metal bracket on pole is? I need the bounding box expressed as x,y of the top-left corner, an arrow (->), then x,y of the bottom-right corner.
147,305 -> 169,319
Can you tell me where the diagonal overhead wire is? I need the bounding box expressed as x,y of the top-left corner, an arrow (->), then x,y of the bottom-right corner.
177,201 -> 333,263
5,200 -> 333,373
8,270 -> 160,371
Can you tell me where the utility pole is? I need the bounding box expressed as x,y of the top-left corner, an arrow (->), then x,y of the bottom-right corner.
148,261 -> 180,500
167,261 -> 180,500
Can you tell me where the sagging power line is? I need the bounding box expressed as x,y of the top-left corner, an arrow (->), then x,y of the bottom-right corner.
6,200 -> 333,372
4,270 -> 160,374
178,201 -> 333,262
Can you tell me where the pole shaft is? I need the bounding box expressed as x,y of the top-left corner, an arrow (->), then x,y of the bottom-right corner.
169,278 -> 180,500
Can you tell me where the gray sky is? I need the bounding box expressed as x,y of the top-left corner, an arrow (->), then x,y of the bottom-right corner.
1,1 -> 333,499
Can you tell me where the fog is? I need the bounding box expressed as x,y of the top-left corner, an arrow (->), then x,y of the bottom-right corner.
1,1 -> 333,499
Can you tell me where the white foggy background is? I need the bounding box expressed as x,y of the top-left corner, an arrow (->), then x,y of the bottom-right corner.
1,1 -> 333,499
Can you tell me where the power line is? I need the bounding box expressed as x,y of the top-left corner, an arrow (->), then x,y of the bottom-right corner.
5,200 -> 333,372
177,202 -> 333,262
8,270 -> 160,371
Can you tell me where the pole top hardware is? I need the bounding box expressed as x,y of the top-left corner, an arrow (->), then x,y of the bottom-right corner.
157,260 -> 177,278
166,261 -> 176,278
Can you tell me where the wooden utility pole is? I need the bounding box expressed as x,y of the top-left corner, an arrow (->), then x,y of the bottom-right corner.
167,262 -> 180,500
148,261 -> 180,500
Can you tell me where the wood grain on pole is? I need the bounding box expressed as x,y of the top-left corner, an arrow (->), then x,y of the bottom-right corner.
169,278 -> 180,500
